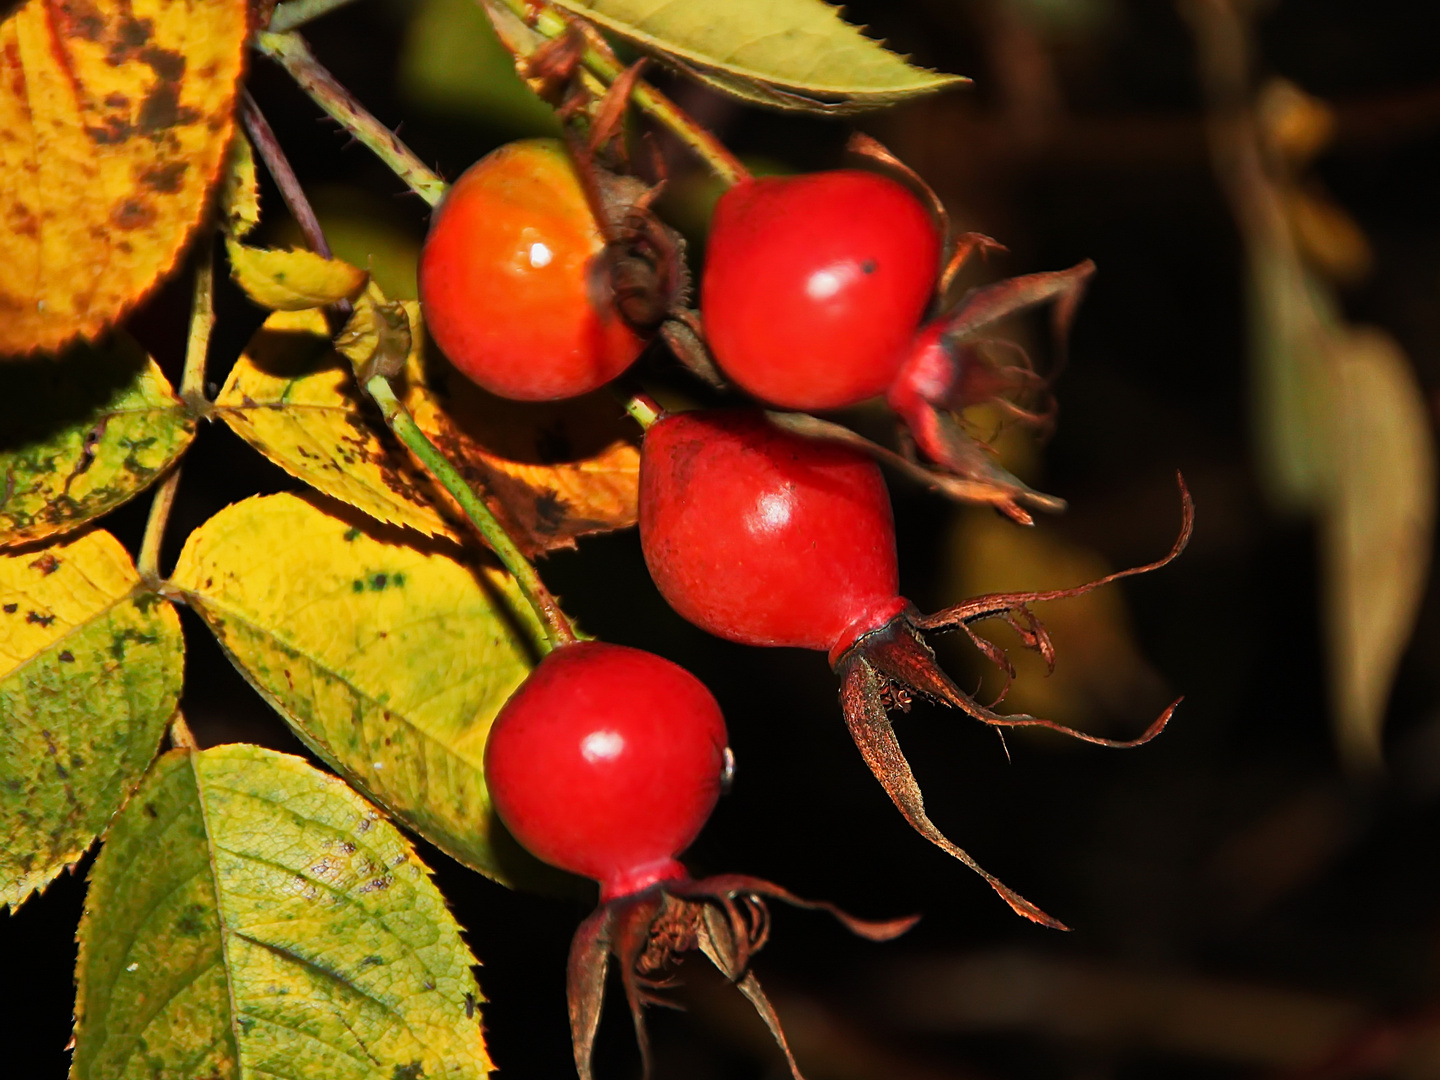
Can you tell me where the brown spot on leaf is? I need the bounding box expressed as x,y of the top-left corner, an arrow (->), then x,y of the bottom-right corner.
58,650 -> 75,662
111,197 -> 156,230
28,552 -> 60,575
26,610 -> 55,626
140,159 -> 187,193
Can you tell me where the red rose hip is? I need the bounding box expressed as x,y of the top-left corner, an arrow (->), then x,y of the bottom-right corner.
483,639 -> 915,1080
639,409 -> 1192,928
701,170 -> 942,410
419,139 -> 643,401
484,641 -> 726,900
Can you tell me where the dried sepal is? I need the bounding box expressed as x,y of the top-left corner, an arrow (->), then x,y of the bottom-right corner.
565,874 -> 915,1080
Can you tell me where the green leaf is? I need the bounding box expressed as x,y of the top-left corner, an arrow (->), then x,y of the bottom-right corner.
1321,328 -> 1436,771
545,0 -> 967,113
171,492 -> 575,893
0,530 -> 183,909
226,240 -> 370,311
0,334 -> 195,547
72,743 -> 493,1080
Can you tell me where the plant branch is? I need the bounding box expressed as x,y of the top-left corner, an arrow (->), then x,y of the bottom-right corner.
139,236 -> 216,582
364,374 -> 578,651
266,0 -> 359,33
481,0 -> 749,186
241,90 -> 332,256
254,30 -> 449,207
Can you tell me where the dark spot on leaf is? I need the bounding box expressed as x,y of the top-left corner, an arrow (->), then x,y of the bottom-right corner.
352,579 -> 365,593
238,1017 -> 256,1035
144,803 -> 159,818
112,198 -> 157,231
369,573 -> 388,590
58,650 -> 74,663
28,552 -> 59,575
344,527 -> 362,541
140,160 -> 187,193
392,1063 -> 424,1080
175,904 -> 207,936
533,489 -> 567,532
465,993 -> 476,1018
27,610 -> 55,627
358,954 -> 384,968
103,91 -> 128,108
3,603 -> 16,614
358,875 -> 392,894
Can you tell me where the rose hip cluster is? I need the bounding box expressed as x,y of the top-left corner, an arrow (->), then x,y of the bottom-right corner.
423,138 -> 1191,1080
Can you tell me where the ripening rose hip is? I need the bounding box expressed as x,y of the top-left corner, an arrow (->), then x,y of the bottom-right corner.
701,170 -> 942,410
483,640 -> 914,1080
418,139 -> 643,401
639,409 -> 1192,928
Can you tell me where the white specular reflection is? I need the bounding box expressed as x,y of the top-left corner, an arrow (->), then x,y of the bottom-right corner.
528,241 -> 553,268
581,729 -> 625,763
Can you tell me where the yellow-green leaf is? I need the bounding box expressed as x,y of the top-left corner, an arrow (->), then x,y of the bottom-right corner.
171,492 -> 574,892
220,130 -> 260,240
226,240 -> 369,311
214,307 -> 460,539
0,0 -> 248,356
0,332 -> 195,546
1,530 -> 183,909
1321,328 -> 1436,771
215,304 -> 641,555
545,0 -> 967,113
72,743 -> 493,1080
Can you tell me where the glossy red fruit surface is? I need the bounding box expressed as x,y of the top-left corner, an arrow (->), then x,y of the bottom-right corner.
701,170 -> 942,410
640,410 -> 901,654
418,139 -> 643,402
484,641 -> 728,901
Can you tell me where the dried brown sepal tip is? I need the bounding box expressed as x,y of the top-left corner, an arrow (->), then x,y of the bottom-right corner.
889,260 -> 1097,526
833,474 -> 1194,928
567,874 -> 917,1080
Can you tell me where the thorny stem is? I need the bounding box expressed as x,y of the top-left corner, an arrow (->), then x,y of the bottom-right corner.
139,235 -> 215,582
266,0 -> 359,33
485,0 -> 750,186
254,31 -> 448,207
241,91 -> 332,257
364,375 -> 578,651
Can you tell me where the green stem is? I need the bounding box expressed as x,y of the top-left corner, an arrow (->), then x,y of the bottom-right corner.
364,374 -> 578,652
615,385 -> 663,429
139,237 -> 215,582
484,0 -> 749,186
254,31 -> 448,207
266,0 -> 359,33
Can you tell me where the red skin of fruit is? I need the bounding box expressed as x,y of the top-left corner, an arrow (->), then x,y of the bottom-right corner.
484,641 -> 729,902
701,170 -> 942,410
640,410 -> 905,657
419,139 -> 643,402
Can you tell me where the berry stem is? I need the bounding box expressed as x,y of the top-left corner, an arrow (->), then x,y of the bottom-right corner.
364,373 -> 579,652
254,30 -> 448,207
139,233 -> 215,584
614,386 -> 663,429
480,0 -> 750,186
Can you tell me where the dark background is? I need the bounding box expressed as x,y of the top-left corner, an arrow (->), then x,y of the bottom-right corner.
9,0 -> 1440,1076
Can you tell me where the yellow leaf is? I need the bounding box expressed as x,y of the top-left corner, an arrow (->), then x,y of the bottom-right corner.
0,0 -> 248,356
220,129 -> 260,240
215,307 -> 460,539
406,349 -> 642,556
216,303 -> 641,554
944,509 -> 1170,732
544,0 -> 966,113
1321,328 -> 1436,771
0,332 -> 194,546
1,530 -> 183,909
226,239 -> 369,310
171,492 -> 576,892
74,744 -> 493,1080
